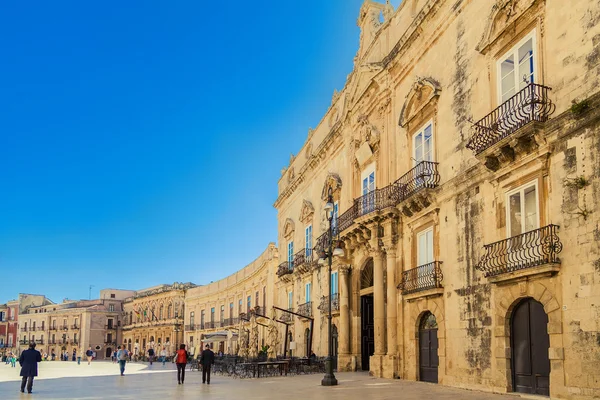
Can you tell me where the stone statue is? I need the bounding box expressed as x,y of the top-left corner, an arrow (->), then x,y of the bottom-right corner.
357,115 -> 380,148
238,319 -> 249,358
248,314 -> 259,359
267,309 -> 279,359
384,0 -> 394,22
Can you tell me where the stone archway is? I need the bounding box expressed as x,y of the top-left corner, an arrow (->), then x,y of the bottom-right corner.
492,281 -> 563,397
406,297 -> 446,383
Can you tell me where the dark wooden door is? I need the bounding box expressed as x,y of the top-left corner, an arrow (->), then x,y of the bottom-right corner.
419,312 -> 439,383
512,298 -> 550,396
361,295 -> 374,371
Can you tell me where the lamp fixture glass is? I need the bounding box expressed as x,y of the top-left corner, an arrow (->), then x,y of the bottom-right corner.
324,201 -> 334,213
332,247 -> 344,257
318,257 -> 327,266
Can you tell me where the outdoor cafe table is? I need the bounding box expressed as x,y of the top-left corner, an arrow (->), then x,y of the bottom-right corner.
240,361 -> 289,378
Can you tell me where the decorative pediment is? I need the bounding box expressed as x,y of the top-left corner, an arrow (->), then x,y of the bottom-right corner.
321,173 -> 343,201
283,218 -> 295,240
399,77 -> 441,128
476,0 -> 538,54
299,200 -> 315,224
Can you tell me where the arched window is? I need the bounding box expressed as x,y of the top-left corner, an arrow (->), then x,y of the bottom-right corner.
167,304 -> 172,319
159,305 -> 163,320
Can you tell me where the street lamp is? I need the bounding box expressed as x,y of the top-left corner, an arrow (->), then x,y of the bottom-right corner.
319,187 -> 344,387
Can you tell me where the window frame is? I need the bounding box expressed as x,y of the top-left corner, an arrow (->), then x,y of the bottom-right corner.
305,282 -> 311,303
416,226 -> 434,267
505,179 -> 540,238
412,119 -> 435,165
496,29 -> 537,104
305,224 -> 313,257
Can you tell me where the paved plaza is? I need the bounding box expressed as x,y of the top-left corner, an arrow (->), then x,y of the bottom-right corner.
0,361 -> 522,400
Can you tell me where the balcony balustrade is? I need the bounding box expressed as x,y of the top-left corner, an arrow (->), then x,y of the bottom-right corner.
276,261 -> 294,277
19,339 -> 29,345
35,339 -> 44,344
467,83 -> 554,155
184,324 -> 194,331
71,325 -> 79,330
280,309 -> 293,323
395,161 -> 440,204
318,294 -> 340,313
49,326 -> 57,331
475,225 -> 562,279
104,325 -> 115,330
20,328 -> 27,332
204,321 -> 215,329
297,302 -> 312,318
399,262 -> 444,296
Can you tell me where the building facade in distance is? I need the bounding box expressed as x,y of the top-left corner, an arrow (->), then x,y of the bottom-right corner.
121,282 -> 196,357
184,243 -> 279,357
273,0 -> 600,398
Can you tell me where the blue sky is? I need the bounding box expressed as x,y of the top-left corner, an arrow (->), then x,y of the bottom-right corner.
0,0 -> 401,304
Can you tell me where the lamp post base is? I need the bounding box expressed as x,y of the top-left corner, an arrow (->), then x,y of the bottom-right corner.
321,358 -> 338,386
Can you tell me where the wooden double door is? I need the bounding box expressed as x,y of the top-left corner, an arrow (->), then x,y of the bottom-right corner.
419,312 -> 439,383
511,298 -> 550,396
361,295 -> 374,371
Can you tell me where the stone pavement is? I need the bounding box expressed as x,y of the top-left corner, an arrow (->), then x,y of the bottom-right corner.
0,361 -> 520,400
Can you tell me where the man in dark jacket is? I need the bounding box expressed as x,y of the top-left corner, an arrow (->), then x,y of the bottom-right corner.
19,342 -> 42,394
199,344 -> 215,384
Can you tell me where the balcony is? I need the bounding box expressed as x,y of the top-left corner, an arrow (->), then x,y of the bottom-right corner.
280,309 -> 293,323
35,339 -> 44,344
20,328 -> 28,332
318,294 -> 340,314
104,325 -> 115,330
466,83 -> 554,171
395,161 -> 441,217
399,262 -> 444,299
60,325 -> 69,331
49,326 -> 57,331
184,324 -> 194,331
204,321 -> 215,329
104,340 -> 115,345
71,325 -> 80,330
19,339 -> 29,345
475,225 -> 562,283
48,340 -> 56,345
297,302 -> 312,319
293,249 -> 313,274
276,261 -> 294,280
197,323 -> 205,330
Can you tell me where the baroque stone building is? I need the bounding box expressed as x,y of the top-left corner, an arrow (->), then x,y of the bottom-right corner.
121,282 -> 196,357
184,244 -> 279,357
16,289 -> 133,360
273,0 -> 600,398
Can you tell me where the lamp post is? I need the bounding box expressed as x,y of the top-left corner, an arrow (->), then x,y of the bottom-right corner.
319,187 -> 343,387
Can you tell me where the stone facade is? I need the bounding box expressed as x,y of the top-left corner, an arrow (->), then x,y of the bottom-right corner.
121,282 -> 195,358
15,289 -> 133,360
273,0 -> 600,398
184,244 -> 279,357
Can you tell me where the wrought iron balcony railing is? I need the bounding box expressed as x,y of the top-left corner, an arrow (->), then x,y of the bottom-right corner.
355,184 -> 401,218
19,340 -> 29,345
318,294 -> 340,313
399,262 -> 444,295
205,321 -> 215,329
104,325 -> 115,330
61,325 -> 69,330
48,340 -> 56,344
197,323 -> 205,330
466,83 -> 554,154
276,261 -> 294,277
475,224 -> 562,278
20,328 -> 28,332
395,161 -> 440,202
184,324 -> 194,331
35,339 -> 44,344
338,203 -> 358,233
280,309 -> 293,323
71,325 -> 79,330
49,326 -> 57,331
297,302 -> 312,318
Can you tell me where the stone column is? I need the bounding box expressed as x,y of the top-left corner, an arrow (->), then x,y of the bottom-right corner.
385,247 -> 397,356
338,265 -> 351,357
372,249 -> 385,356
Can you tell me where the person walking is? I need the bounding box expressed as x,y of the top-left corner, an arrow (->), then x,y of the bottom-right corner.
200,344 -> 215,384
147,347 -> 155,365
160,347 -> 167,366
86,347 -> 94,365
19,342 -> 42,394
175,344 -> 187,385
116,345 -> 128,376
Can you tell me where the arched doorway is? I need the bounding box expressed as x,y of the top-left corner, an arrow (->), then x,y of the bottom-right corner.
360,259 -> 374,371
105,347 -> 112,358
511,298 -> 550,396
419,311 -> 439,383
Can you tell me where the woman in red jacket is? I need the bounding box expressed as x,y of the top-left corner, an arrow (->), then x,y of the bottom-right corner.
176,344 -> 188,384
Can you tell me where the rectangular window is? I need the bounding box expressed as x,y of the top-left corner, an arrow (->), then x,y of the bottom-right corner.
41,321 -> 44,330
331,271 -> 339,295
210,307 -> 215,322
417,227 -> 434,266
413,120 -> 434,164
305,225 -> 313,257
332,202 -> 339,233
288,291 -> 293,310
247,296 -> 251,312
238,299 -> 242,314
506,180 -> 539,237
361,165 -> 376,214
220,306 -> 224,323
497,30 -> 536,103
107,319 -> 113,329
229,303 -> 234,319
200,310 -> 205,326
190,312 -> 195,326
255,291 -> 259,310
288,241 -> 294,265
263,286 -> 266,310
109,304 -> 115,312
305,283 -> 311,303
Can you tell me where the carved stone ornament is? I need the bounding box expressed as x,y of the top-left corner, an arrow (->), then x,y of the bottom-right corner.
283,218 -> 295,240
321,173 -> 343,201
287,167 -> 295,184
398,77 -> 441,128
299,200 -> 315,224
328,108 -> 339,128
476,0 -> 538,54
355,114 -> 380,149
383,0 -> 394,22
305,142 -> 313,159
331,89 -> 341,106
